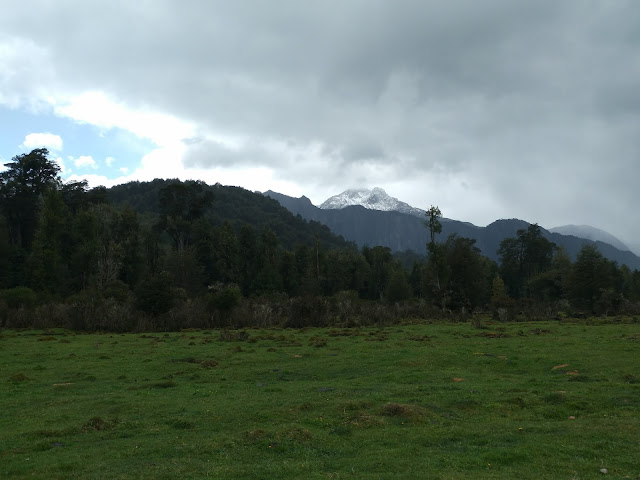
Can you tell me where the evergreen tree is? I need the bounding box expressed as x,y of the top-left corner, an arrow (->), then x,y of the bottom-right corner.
0,148 -> 61,248
570,244 -> 609,312
27,189 -> 70,295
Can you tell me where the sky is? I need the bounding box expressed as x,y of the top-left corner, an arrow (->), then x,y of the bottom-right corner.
1,1 -> 639,251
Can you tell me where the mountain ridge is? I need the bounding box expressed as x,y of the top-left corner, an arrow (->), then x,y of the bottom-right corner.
263,190 -> 640,270
549,224 -> 630,253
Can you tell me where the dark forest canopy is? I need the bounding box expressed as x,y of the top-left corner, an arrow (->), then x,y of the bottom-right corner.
1,149 -> 640,331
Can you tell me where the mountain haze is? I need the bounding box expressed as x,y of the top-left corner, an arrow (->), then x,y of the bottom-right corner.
549,225 -> 630,252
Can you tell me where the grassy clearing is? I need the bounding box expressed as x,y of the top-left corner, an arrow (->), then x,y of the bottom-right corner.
1,319 -> 639,479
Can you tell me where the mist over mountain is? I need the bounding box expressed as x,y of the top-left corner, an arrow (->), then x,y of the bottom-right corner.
549,225 -> 630,252
264,190 -> 640,270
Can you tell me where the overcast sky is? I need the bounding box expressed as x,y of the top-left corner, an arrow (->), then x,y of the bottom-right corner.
1,1 -> 639,249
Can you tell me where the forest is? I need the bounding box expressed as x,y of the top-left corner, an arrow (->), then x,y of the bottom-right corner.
1,148 -> 640,332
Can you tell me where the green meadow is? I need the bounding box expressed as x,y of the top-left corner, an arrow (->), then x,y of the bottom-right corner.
1,319 -> 639,479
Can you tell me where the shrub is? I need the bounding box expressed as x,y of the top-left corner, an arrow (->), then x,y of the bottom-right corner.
286,295 -> 328,328
135,273 -> 175,316
208,283 -> 242,313
0,298 -> 7,329
0,286 -> 38,309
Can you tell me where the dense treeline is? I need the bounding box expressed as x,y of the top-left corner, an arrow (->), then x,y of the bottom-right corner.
1,149 -> 640,331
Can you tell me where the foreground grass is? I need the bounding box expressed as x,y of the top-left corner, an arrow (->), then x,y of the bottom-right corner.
1,319 -> 639,479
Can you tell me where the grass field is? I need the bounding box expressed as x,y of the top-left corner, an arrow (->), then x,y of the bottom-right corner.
1,319 -> 639,479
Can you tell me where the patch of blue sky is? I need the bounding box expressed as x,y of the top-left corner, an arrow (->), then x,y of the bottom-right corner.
0,105 -> 156,179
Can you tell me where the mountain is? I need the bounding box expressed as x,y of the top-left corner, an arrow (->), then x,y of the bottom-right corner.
263,191 -> 640,270
263,190 -> 321,221
107,180 -> 354,251
549,225 -> 630,252
319,187 -> 425,217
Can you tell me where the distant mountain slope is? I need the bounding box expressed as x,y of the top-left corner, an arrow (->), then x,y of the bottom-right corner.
549,225 -> 630,252
107,180 -> 354,251
264,191 -> 640,270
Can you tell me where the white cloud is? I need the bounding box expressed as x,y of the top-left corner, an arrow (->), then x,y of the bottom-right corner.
52,91 -> 195,147
105,156 -> 115,166
21,132 -> 63,151
0,37 -> 54,111
66,173 -> 124,189
119,167 -> 128,174
72,155 -> 97,169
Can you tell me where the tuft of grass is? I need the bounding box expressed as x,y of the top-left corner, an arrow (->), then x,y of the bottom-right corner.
82,416 -> 111,431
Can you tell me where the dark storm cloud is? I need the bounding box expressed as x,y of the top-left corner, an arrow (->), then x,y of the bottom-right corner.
2,0 -> 640,245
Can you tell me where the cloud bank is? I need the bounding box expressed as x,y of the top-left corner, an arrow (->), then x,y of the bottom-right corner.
1,1 -> 639,245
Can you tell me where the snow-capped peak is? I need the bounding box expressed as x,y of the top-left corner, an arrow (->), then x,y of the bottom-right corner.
319,187 -> 425,217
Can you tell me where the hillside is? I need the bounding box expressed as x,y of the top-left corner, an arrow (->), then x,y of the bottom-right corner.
108,180 -> 354,251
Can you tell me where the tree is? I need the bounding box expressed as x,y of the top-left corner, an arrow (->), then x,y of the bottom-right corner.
362,246 -> 393,299
386,266 -> 413,303
251,228 -> 283,295
423,206 -> 446,303
156,181 -> 214,251
0,148 -> 61,248
569,244 -> 610,312
238,225 -> 258,296
497,224 -> 556,298
425,205 -> 442,246
27,189 -> 70,294
135,272 -> 175,316
443,235 -> 489,310
0,213 -> 11,288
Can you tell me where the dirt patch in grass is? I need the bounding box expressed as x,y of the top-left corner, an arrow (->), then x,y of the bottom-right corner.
309,336 -> 328,347
142,380 -> 177,389
543,392 -> 566,404
344,410 -> 383,428
281,426 -> 313,443
365,331 -> 389,342
8,373 -> 30,382
245,426 -> 312,445
529,328 -> 553,335
380,402 -> 427,419
175,357 -> 218,368
327,329 -> 362,337
406,334 -> 431,342
170,420 -> 195,430
246,429 -> 269,443
219,330 -> 250,342
477,331 -> 511,338
82,416 -> 113,432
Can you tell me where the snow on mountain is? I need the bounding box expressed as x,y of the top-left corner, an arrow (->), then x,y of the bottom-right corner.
549,224 -> 630,252
319,187 -> 425,217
